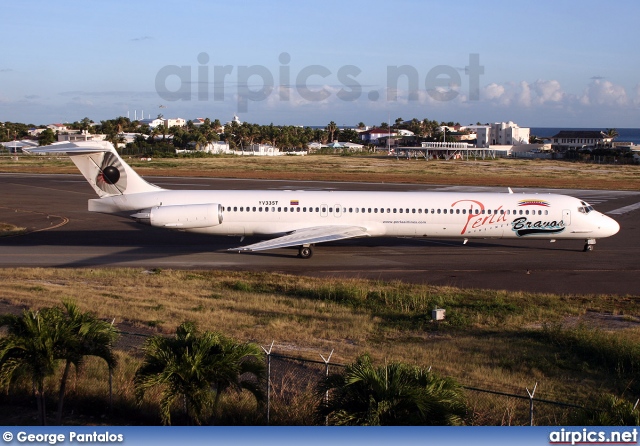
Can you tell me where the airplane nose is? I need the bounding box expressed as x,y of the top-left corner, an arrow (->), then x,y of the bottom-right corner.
602,215 -> 620,237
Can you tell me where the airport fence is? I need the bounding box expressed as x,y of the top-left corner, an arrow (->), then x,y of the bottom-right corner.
263,349 -> 587,426
114,328 -> 593,426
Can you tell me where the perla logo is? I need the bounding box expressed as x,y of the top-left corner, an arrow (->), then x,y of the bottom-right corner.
511,217 -> 565,237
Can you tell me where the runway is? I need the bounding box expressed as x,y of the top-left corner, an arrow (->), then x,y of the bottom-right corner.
1,173 -> 639,296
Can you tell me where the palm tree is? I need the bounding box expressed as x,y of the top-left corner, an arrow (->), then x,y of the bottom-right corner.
605,128 -> 619,148
0,308 -> 62,425
134,322 -> 265,425
605,128 -> 619,139
326,121 -> 338,142
317,354 -> 466,426
54,301 -> 118,424
572,394 -> 640,426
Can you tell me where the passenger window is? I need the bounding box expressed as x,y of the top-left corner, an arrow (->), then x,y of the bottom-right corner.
456,209 -> 460,214
259,207 -> 263,212
278,207 -> 282,212
437,209 -> 441,214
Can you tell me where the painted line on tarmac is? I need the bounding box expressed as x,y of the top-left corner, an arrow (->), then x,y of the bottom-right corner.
607,202 -> 640,215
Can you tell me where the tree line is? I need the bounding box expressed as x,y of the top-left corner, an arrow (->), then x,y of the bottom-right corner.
1,116 -> 472,153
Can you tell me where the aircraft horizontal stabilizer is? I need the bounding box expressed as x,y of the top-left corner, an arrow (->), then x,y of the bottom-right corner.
230,225 -> 370,252
24,141 -> 115,155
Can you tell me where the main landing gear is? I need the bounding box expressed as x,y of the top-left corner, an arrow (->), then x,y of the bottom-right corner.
298,245 -> 313,259
583,239 -> 596,252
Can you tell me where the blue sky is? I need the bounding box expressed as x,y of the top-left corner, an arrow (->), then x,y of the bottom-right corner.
1,0 -> 639,127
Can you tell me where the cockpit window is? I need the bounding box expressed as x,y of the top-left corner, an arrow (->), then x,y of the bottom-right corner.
578,202 -> 595,214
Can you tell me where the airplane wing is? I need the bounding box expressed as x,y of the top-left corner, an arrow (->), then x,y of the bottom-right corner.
229,225 -> 370,252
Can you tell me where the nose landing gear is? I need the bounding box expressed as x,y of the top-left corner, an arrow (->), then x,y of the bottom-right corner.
583,239 -> 596,252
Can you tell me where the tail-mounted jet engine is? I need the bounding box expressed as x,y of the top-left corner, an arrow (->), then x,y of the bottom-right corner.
130,203 -> 223,229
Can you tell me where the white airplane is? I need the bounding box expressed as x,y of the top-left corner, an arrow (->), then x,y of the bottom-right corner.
28,141 -> 620,258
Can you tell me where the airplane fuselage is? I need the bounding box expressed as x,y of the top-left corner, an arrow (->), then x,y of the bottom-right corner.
89,189 -> 619,241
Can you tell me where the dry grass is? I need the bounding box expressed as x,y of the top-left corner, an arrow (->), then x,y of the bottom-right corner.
1,154 -> 639,190
0,222 -> 26,236
1,267 -> 639,412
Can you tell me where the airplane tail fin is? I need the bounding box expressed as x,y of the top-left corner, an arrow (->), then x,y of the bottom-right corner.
26,141 -> 164,197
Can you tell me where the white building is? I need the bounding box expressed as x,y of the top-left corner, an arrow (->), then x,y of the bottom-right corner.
57,130 -> 106,143
139,118 -> 164,129
164,118 -> 186,128
200,141 -> 230,154
47,123 -> 68,132
472,122 -> 529,148
234,144 -> 279,156
550,131 -> 613,151
359,127 -> 398,145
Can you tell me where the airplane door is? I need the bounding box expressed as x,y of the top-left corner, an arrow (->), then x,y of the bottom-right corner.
562,209 -> 571,225
321,204 -> 328,218
334,204 -> 342,218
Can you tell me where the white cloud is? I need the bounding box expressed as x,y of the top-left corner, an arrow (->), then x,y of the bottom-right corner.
517,81 -> 531,107
482,83 -> 506,102
532,80 -> 564,104
579,79 -> 628,106
482,80 -> 567,108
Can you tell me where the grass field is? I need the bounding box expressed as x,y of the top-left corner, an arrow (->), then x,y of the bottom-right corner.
1,153 -> 639,190
1,267 -> 639,414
